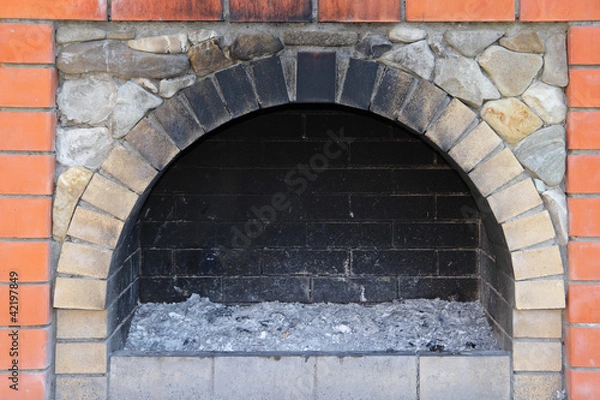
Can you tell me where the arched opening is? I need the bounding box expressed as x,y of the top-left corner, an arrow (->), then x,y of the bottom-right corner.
53,55 -> 565,398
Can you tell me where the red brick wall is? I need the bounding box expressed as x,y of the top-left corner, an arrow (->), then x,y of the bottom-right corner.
0,1 -> 599,398
566,25 -> 600,400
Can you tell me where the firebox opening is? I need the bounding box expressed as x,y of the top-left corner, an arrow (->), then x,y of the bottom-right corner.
110,105 -> 510,354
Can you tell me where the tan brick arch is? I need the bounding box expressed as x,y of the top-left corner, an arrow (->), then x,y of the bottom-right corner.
53,54 -> 565,385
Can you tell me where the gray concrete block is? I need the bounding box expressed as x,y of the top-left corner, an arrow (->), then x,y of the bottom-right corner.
109,356 -> 213,400
419,354 -> 511,400
315,355 -> 418,400
213,356 -> 315,400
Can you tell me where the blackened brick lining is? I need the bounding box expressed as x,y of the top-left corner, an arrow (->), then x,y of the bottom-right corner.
137,108 -> 482,304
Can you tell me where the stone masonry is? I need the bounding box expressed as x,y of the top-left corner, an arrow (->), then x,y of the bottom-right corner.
49,23 -> 568,399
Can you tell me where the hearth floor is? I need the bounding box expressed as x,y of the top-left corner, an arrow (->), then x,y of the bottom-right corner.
125,295 -> 499,353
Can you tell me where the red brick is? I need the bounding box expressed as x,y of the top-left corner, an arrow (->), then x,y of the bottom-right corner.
406,0 -> 515,21
521,0 -> 600,21
319,0 -> 400,22
0,68 -> 57,108
569,242 -> 600,281
568,112 -> 600,150
0,327 -> 50,369
0,111 -> 55,152
0,24 -> 54,64
112,0 -> 222,21
567,70 -> 600,108
570,198 -> 600,237
566,326 -> 600,367
230,0 -> 311,22
0,155 -> 54,196
0,242 -> 51,283
0,285 -> 51,326
0,371 -> 48,399
569,26 -> 600,65
566,369 -> 600,400
567,284 -> 600,323
0,0 -> 106,20
567,155 -> 600,194
0,198 -> 51,239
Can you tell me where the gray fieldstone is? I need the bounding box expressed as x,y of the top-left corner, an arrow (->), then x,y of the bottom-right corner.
188,39 -> 233,78
444,30 -> 504,57
500,30 -> 545,53
56,26 -> 106,44
434,55 -> 500,107
283,30 -> 358,47
355,34 -> 393,58
231,33 -> 284,60
56,127 -> 114,169
513,125 -> 566,187
388,26 -> 427,43
128,34 -> 190,54
57,40 -> 190,79
57,75 -> 117,125
478,46 -> 543,96
112,82 -> 163,139
481,98 -> 543,144
137,78 -> 159,94
534,179 -> 547,193
522,82 -> 567,125
543,34 -> 569,87
188,29 -> 219,45
381,40 -> 435,80
542,188 -> 568,245
159,74 -> 197,98
107,31 -> 136,40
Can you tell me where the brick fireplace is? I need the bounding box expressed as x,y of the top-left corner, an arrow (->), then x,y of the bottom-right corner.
1,1 -> 600,399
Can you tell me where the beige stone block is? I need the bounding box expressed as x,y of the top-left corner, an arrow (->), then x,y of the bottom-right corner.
513,373 -> 563,400
448,122 -> 503,172
53,167 -> 94,241
425,98 -> 476,151
55,376 -> 107,400
502,211 -> 556,251
468,148 -> 524,197
67,207 -> 124,249
487,179 -> 542,223
54,277 -> 107,310
511,246 -> 564,281
57,309 -> 108,339
56,342 -> 107,374
515,279 -> 566,310
420,355 -> 511,400
126,118 -> 180,170
513,309 -> 562,339
101,144 -> 157,194
82,174 -> 139,221
57,242 -> 113,279
481,98 -> 543,144
512,340 -> 562,372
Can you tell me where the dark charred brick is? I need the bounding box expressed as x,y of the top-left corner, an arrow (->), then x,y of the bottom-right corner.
183,78 -> 231,132
297,52 -> 337,103
216,64 -> 259,117
249,56 -> 290,108
352,250 -> 436,276
312,277 -> 397,303
340,58 -> 380,109
261,250 -> 348,275
223,277 -> 310,303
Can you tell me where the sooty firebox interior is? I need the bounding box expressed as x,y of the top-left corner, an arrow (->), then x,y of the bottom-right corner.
132,106 -> 490,304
